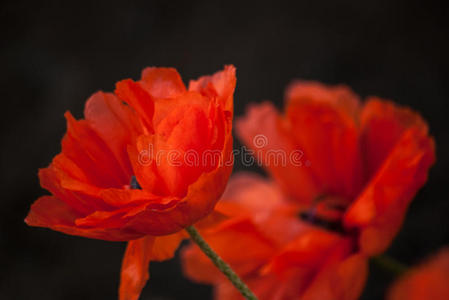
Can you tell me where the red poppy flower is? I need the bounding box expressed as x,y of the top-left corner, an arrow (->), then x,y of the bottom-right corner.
25,65 -> 236,300
182,173 -> 368,300
182,81 -> 434,299
387,248 -> 449,300
237,81 -> 435,256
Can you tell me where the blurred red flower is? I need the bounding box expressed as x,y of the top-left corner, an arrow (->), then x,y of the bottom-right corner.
237,81 -> 435,256
25,65 -> 236,300
182,81 -> 435,299
387,248 -> 449,300
183,174 -> 368,300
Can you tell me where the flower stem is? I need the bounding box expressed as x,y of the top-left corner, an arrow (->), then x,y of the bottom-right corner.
185,225 -> 258,300
372,254 -> 408,276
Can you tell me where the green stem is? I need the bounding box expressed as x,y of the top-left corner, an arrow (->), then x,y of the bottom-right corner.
372,254 -> 408,276
185,225 -> 258,300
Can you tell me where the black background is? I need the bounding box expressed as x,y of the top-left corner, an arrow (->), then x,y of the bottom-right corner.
1,0 -> 448,299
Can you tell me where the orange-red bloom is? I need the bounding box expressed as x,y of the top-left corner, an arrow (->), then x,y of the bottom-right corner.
183,174 -> 368,300
182,81 -> 435,299
25,66 -> 236,300
387,248 -> 449,300
237,81 -> 435,256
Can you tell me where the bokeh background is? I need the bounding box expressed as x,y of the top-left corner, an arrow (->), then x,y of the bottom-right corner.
1,0 -> 448,299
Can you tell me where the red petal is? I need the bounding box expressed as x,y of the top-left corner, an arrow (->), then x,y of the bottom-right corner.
62,112 -> 128,188
39,157 -> 107,215
189,65 -> 236,113
360,98 -> 429,179
344,126 -> 435,255
140,67 -> 186,99
115,79 -> 155,133
74,195 -> 178,229
150,231 -> 187,261
155,104 -> 212,196
263,228 -> 348,276
285,81 -> 363,200
84,91 -> 142,178
124,128 -> 233,235
302,254 -> 368,300
127,135 -> 169,196
119,232 -> 185,300
25,196 -> 141,241
236,102 -> 320,203
182,218 -> 276,284
119,236 -> 155,300
99,188 -> 164,207
217,173 -> 305,245
387,248 -> 449,300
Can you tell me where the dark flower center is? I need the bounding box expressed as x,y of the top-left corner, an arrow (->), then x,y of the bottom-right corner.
299,195 -> 351,235
130,176 -> 142,190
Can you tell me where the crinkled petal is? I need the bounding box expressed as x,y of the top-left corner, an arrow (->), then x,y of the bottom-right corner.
140,67 -> 186,99
115,79 -> 155,133
74,195 -> 178,229
84,91 -> 141,178
189,65 -> 236,113
124,129 -> 233,236
39,159 -> 107,215
25,196 -> 141,241
62,112 -> 127,188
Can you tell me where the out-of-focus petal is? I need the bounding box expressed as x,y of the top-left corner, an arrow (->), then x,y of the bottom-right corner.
360,98 -> 429,179
302,254 -> 368,300
217,173 -> 307,246
263,228 -> 350,276
217,172 -> 286,220
236,102 -> 320,203
182,217 -> 276,284
387,248 -> 449,300
214,273 -> 294,300
286,81 -> 363,200
344,126 -> 435,255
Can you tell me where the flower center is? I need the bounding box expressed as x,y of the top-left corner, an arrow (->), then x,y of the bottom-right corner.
299,195 -> 349,234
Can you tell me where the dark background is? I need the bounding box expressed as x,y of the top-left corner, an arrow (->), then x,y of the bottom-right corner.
1,0 -> 448,299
